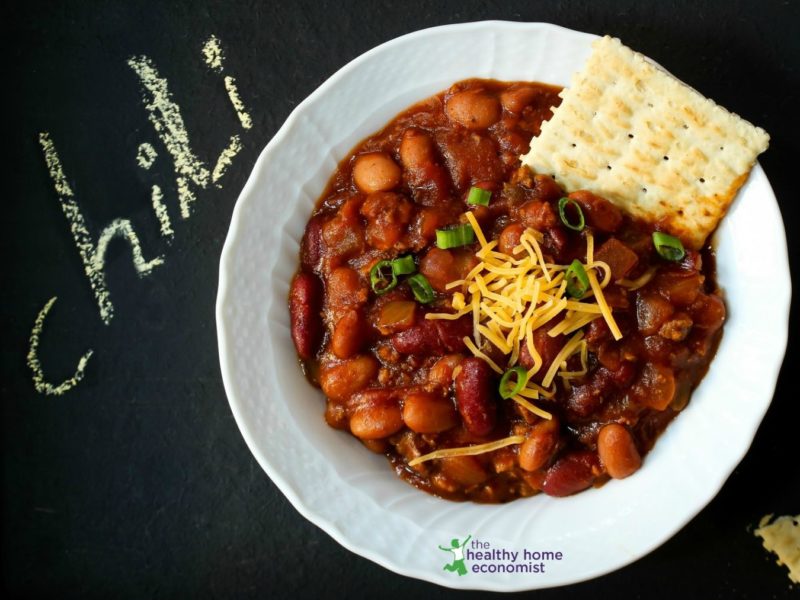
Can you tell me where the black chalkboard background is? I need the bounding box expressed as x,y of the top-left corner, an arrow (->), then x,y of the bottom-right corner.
3,1 -> 798,598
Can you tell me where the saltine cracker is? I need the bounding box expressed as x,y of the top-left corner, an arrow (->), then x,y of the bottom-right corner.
522,36 -> 769,249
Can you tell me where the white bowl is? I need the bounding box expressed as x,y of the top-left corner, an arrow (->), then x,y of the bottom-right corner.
216,21 -> 790,591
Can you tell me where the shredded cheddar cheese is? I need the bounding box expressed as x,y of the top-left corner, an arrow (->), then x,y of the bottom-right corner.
408,435 -> 526,467
427,213 -> 625,412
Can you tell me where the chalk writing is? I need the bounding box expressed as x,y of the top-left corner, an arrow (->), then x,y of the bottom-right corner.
29,35 -> 252,395
27,297 -> 94,396
149,184 -> 174,240
224,76 -> 253,130
39,132 -> 164,325
202,35 -> 224,73
212,135 -> 242,184
136,142 -> 158,169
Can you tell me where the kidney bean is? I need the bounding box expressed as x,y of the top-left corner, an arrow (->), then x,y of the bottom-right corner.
519,418 -> 560,472
391,315 -> 471,355
434,316 -> 473,353
402,391 -> 458,434
540,450 -> 599,497
568,190 -> 622,233
300,215 -> 325,271
543,227 -> 570,263
352,152 -> 401,193
331,308 -> 366,359
319,355 -> 378,402
585,318 -> 611,344
445,90 -> 501,130
454,357 -> 496,436
566,368 -> 614,419
519,328 -> 566,376
597,423 -> 642,479
289,271 -> 323,361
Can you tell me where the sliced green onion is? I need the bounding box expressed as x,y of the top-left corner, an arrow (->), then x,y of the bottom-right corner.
565,260 -> 590,298
467,186 -> 492,207
407,273 -> 435,304
369,260 -> 397,295
436,223 -> 475,249
652,232 -> 685,261
500,366 -> 529,400
558,197 -> 585,231
391,255 -> 416,276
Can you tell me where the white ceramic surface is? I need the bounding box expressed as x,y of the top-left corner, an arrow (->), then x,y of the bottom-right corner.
216,22 -> 790,591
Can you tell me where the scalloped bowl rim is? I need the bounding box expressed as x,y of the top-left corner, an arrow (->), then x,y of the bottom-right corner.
216,21 -> 790,591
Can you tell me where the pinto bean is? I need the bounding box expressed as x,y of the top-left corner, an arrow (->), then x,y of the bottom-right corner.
597,423 -> 642,479
519,200 -> 557,230
289,272 -> 323,361
402,391 -> 458,433
500,85 -> 540,114
352,152 -> 401,193
419,247 -> 478,292
531,174 -> 564,203
519,418 -> 560,472
319,355 -> 378,402
326,267 -> 368,317
399,128 -> 436,169
454,357 -> 496,436
331,309 -> 366,359
439,455 -> 488,486
360,191 -> 413,250
400,131 -> 451,206
428,354 -> 464,387
445,90 -> 501,130
540,450 -> 599,497
321,197 -> 364,261
568,190 -> 622,233
498,223 -> 525,255
350,402 -> 403,440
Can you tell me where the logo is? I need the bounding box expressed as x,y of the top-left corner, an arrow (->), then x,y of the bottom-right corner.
438,535 -> 564,576
438,535 -> 471,576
